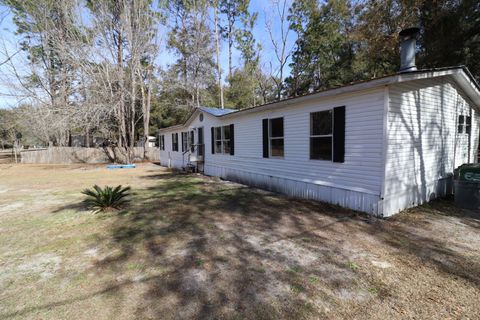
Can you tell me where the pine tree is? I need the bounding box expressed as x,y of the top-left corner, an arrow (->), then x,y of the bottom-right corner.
419,0 -> 480,81
165,0 -> 217,110
219,0 -> 250,79
285,0 -> 356,96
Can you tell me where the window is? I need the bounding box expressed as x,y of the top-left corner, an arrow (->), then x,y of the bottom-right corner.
159,135 -> 165,150
223,126 -> 231,154
458,115 -> 472,134
213,125 -> 233,155
198,127 -> 204,156
269,117 -> 284,157
214,127 -> 222,153
458,115 -> 465,133
181,132 -> 188,152
261,107 -> 344,162
172,133 -> 178,151
310,110 -> 333,160
189,131 -> 194,152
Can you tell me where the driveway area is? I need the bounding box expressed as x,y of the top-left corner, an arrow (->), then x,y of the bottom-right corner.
0,163 -> 479,319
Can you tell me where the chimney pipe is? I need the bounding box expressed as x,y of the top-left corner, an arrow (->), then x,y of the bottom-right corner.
399,27 -> 420,73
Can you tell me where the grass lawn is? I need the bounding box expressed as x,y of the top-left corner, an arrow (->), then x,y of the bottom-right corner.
0,163 -> 479,319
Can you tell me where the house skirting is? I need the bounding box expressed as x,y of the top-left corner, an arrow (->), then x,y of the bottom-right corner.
204,164 -> 382,215
381,175 -> 454,217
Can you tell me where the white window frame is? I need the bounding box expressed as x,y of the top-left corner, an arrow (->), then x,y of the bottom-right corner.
213,125 -> 232,155
269,117 -> 284,158
310,110 -> 333,161
172,133 -> 178,151
181,132 -> 188,152
222,126 -> 231,154
459,115 -> 472,135
214,127 -> 222,154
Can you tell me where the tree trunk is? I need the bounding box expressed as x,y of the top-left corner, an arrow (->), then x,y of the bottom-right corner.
130,69 -> 137,155
117,32 -> 126,149
85,125 -> 90,148
214,4 -> 224,109
142,68 -> 152,159
228,24 -> 233,79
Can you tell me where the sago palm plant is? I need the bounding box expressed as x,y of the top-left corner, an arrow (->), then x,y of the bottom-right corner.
82,185 -> 131,213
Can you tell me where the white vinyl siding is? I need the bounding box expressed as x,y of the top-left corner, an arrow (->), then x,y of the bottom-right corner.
158,73 -> 479,216
383,77 -> 480,216
203,88 -> 385,213
159,129 -> 187,168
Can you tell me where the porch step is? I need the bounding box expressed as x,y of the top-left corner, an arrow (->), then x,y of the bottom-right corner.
183,163 -> 196,173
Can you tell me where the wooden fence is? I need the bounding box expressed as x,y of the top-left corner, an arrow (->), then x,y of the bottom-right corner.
0,149 -> 17,164
20,147 -> 160,164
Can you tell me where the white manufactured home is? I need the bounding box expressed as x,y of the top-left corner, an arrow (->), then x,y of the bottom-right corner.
158,29 -> 480,217
158,65 -> 480,217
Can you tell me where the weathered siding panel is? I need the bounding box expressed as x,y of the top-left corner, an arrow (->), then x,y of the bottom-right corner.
383,77 -> 479,216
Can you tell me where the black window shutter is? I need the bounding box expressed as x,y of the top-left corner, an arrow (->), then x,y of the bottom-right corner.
230,124 -> 235,155
181,132 -> 184,152
333,106 -> 345,163
190,131 -> 194,152
211,127 -> 215,154
171,133 -> 174,151
262,119 -> 269,158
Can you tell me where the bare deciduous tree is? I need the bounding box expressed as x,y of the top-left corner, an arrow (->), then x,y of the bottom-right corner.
265,0 -> 293,100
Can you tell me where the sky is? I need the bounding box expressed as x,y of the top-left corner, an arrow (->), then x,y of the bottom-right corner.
0,1 -> 296,109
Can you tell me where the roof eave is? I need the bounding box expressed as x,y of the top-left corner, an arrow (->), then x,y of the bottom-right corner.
453,67 -> 480,108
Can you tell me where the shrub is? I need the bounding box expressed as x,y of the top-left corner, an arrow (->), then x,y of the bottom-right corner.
82,185 -> 131,213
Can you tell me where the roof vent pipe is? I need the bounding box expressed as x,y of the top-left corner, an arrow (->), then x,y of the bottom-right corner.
399,27 -> 420,73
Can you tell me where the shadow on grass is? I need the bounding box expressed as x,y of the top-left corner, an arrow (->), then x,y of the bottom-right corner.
98,174 -> 480,318
360,199 -> 480,287
94,174 -> 361,319
4,173 -> 480,319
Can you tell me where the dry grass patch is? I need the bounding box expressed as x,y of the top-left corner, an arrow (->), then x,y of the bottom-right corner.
0,163 -> 479,319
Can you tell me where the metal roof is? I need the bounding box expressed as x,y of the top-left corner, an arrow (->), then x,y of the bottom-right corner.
199,106 -> 236,116
157,106 -> 236,132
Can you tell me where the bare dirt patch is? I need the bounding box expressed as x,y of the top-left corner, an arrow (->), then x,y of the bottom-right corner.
0,164 -> 479,319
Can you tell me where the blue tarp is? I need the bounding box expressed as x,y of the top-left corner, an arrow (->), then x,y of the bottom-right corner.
107,164 -> 136,169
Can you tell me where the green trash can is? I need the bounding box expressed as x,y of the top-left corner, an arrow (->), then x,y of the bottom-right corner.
454,164 -> 480,209
458,163 -> 480,182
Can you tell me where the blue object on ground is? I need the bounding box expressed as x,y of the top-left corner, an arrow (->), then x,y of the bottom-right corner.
107,164 -> 136,169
